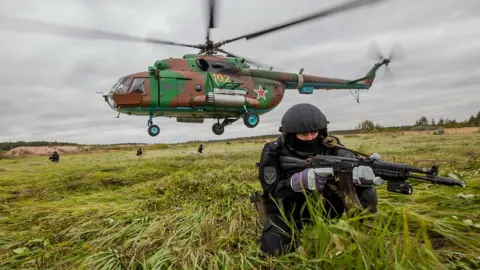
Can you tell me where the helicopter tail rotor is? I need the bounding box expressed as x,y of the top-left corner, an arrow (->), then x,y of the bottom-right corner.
368,40 -> 404,79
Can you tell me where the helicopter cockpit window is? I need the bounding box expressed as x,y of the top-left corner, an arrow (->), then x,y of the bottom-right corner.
129,78 -> 145,93
111,77 -> 132,95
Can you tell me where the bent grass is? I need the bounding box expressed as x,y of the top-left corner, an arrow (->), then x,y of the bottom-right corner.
0,133 -> 479,269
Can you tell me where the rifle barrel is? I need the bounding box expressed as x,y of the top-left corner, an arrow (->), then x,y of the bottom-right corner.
406,173 -> 465,187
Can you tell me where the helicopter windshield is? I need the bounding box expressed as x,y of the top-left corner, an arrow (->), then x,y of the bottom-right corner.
110,77 -> 132,95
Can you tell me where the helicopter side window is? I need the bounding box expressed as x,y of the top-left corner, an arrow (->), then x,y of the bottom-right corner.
129,78 -> 145,94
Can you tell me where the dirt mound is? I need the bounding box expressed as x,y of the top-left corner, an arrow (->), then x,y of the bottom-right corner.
4,146 -> 83,157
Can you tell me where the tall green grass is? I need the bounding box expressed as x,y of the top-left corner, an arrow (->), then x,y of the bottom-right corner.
0,133 -> 479,269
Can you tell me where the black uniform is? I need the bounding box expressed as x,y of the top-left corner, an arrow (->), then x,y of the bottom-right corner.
49,151 -> 59,162
137,148 -> 143,156
198,144 -> 205,153
256,103 -> 378,256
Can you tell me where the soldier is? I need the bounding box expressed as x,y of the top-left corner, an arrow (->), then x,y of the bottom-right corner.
137,148 -> 143,156
49,151 -> 59,162
198,144 -> 205,153
255,103 -> 381,256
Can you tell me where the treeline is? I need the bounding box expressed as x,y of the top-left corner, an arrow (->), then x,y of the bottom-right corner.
2,111 -> 479,148
331,110 -> 480,135
0,141 -> 81,151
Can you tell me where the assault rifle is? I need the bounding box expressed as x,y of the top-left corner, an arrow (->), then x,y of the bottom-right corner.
278,154 -> 465,195
250,136 -> 466,224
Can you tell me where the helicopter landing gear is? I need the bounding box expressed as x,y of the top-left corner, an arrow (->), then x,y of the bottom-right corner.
212,123 -> 224,135
243,111 -> 260,128
148,125 -> 160,136
212,118 -> 238,135
147,115 -> 160,137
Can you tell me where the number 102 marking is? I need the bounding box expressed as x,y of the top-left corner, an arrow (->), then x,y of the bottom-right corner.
212,73 -> 231,83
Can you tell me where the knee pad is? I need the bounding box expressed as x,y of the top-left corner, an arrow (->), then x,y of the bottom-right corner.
259,218 -> 292,256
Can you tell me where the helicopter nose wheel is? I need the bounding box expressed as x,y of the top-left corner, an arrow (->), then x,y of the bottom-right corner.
243,111 -> 260,128
147,115 -> 160,137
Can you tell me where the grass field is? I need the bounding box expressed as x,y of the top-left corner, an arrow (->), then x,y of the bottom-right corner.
0,131 -> 479,269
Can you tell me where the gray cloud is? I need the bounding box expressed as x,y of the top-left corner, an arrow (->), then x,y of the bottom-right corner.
0,0 -> 479,144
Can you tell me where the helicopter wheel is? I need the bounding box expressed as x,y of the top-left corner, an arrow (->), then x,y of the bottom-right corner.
212,123 -> 225,135
148,125 -> 160,137
243,111 -> 260,128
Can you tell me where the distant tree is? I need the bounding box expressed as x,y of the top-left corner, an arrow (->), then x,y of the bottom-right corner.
468,116 -> 475,125
473,111 -> 480,126
356,120 -> 375,131
437,118 -> 445,126
444,118 -> 458,128
415,116 -> 429,126
431,118 -> 436,126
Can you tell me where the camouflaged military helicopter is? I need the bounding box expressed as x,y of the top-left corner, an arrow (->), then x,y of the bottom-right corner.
0,0 -> 399,136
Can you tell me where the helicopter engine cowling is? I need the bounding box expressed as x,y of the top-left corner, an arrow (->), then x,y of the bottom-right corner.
191,93 -> 260,109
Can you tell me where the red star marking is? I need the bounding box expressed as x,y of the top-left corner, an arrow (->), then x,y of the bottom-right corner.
254,86 -> 268,100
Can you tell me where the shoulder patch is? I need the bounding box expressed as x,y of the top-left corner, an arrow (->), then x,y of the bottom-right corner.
263,166 -> 277,184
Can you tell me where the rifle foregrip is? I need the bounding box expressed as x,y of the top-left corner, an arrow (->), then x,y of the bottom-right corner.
372,160 -> 409,179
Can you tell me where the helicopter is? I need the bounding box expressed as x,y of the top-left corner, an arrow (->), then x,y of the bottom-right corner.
0,0 -> 401,136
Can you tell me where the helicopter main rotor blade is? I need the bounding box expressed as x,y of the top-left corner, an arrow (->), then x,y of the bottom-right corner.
0,14 -> 199,48
206,0 -> 217,42
218,48 -> 270,68
220,0 -> 389,45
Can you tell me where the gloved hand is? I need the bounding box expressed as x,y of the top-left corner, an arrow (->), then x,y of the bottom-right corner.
352,165 -> 384,186
290,167 -> 334,192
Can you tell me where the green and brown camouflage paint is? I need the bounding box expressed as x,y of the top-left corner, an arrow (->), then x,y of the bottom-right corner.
108,54 -> 380,119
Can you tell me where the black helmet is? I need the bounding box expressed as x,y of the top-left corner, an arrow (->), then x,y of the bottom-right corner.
279,103 -> 329,155
280,103 -> 328,134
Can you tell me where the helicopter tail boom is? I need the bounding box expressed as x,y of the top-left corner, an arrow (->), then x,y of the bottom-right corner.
243,69 -> 371,93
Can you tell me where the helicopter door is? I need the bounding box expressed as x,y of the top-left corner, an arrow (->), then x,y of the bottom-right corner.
159,77 -> 179,107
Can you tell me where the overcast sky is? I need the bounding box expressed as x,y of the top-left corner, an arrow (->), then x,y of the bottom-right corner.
0,0 -> 479,144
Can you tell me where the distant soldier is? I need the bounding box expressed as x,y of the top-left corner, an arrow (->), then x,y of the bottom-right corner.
197,144 -> 205,153
137,148 -> 143,156
49,151 -> 59,162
